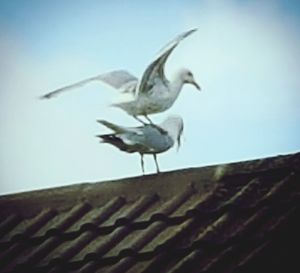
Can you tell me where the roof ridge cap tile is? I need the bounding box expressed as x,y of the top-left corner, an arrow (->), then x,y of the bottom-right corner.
80,196 -> 126,230
149,184 -> 196,221
47,202 -> 92,236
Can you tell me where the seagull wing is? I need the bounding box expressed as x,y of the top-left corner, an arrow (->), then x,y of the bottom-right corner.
137,28 -> 197,96
40,70 -> 138,99
97,121 -> 173,154
97,120 -> 146,152
117,125 -> 170,153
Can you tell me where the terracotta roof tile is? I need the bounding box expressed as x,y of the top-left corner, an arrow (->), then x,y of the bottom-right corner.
0,152 -> 299,272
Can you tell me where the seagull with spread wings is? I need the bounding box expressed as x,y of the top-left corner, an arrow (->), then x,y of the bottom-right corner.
40,29 -> 201,123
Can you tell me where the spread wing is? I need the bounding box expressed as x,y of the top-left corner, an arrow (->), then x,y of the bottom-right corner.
137,28 -> 197,96
40,70 -> 138,99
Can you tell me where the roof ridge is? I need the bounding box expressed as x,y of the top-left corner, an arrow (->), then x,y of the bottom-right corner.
1,152 -> 299,209
0,152 -> 300,198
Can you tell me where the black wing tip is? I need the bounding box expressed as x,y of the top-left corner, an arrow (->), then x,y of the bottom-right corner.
186,28 -> 198,36
39,95 -> 49,100
39,93 -> 55,100
96,119 -> 106,126
95,134 -> 106,144
96,134 -> 119,144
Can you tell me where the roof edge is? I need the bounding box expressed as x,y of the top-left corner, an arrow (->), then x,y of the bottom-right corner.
0,151 -> 299,217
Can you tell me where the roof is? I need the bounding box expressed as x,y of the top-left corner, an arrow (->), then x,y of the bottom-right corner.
0,152 -> 299,273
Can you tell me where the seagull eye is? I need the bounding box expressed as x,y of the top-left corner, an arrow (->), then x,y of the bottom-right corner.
187,72 -> 192,77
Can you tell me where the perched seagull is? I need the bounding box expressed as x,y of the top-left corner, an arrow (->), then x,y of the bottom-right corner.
40,29 -> 201,123
96,115 -> 184,174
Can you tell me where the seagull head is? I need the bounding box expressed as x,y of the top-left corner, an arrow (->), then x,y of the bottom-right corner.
160,115 -> 184,151
179,68 -> 201,91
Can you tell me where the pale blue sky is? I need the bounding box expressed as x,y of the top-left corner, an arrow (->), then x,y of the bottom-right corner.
1,0 -> 300,194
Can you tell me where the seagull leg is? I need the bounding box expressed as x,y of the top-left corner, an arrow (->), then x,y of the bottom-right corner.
144,115 -> 168,134
133,115 -> 147,125
140,154 -> 145,174
153,154 -> 160,173
144,115 -> 154,124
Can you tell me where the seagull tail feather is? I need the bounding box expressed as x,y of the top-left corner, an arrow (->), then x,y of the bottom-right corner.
96,134 -> 129,152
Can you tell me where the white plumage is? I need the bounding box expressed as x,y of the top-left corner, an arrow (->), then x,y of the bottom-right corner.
40,29 -> 200,123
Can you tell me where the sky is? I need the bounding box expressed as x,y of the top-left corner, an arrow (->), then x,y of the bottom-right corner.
1,0 -> 300,195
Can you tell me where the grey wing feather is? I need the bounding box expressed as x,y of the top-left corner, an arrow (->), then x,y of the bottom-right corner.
137,125 -> 173,152
98,122 -> 172,153
119,126 -> 159,151
137,29 -> 197,95
119,79 -> 138,94
98,70 -> 138,89
40,70 -> 138,99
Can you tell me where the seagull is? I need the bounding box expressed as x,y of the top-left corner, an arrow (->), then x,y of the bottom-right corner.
40,29 -> 201,123
96,115 -> 184,174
